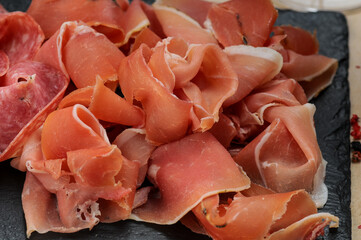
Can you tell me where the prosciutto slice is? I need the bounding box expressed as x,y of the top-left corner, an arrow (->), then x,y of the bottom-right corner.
223,45 -> 283,106
41,104 -> 110,159
268,25 -> 338,99
130,132 -> 250,224
35,21 -> 125,88
58,80 -> 145,127
27,0 -> 150,46
118,44 -> 192,144
205,0 -> 278,47
152,5 -> 217,44
192,190 -> 338,240
20,104 -> 139,236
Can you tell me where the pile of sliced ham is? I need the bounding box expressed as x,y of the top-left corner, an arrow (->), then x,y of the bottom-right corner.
0,0 -> 340,239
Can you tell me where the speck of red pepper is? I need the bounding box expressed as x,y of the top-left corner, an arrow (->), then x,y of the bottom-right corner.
352,151 -> 361,163
358,224 -> 361,229
356,65 -> 361,69
351,114 -> 361,140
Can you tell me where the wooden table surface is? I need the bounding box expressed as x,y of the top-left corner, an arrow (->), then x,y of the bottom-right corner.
272,1 -> 361,239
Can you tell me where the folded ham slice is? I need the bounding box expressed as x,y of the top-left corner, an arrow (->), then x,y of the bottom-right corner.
118,43 -> 192,144
152,5 -> 217,44
27,0 -> 150,46
223,45 -> 283,106
59,80 -> 145,127
20,105 -> 140,236
268,25 -> 338,99
130,132 -> 250,224
35,21 -> 125,88
41,104 -> 110,159
205,0 -> 278,47
192,189 -> 338,240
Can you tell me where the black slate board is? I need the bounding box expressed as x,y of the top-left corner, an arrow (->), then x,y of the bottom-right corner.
0,1 -> 351,239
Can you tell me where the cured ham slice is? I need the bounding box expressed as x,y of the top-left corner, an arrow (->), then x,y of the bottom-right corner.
153,5 -> 217,44
20,105 -> 139,235
192,190 -> 338,240
268,25 -> 338,99
41,104 -> 110,160
130,27 -> 161,53
174,43 -> 238,131
223,45 -> 283,106
282,51 -> 338,99
154,0 -> 212,26
67,145 -> 123,186
148,37 -> 238,131
0,62 -> 68,162
59,80 -> 145,127
118,44 -> 192,144
272,26 -> 319,56
234,104 -> 325,199
113,128 -> 156,187
22,172 -> 97,237
205,0 -> 278,47
27,0 -> 150,46
130,132 -> 250,224
208,113 -> 237,148
35,21 -> 125,88
88,80 -> 145,127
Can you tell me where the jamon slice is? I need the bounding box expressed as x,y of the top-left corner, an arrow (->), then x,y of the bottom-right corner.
41,104 -> 110,160
35,21 -> 125,88
147,38 -> 238,132
233,104 -> 327,207
268,25 -> 338,99
130,132 -> 250,224
113,128 -> 156,187
27,0 -> 150,46
223,45 -> 283,106
153,5 -> 217,44
0,62 -> 68,162
154,0 -> 212,26
118,44 -> 192,144
192,190 -> 338,240
282,51 -> 338,99
205,0 -> 278,47
22,172 -> 98,238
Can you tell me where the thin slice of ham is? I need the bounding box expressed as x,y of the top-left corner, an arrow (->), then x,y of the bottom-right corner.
0,62 -> 68,162
152,5 -> 217,44
118,44 -> 192,145
205,0 -> 278,47
41,104 -> 110,160
154,0 -> 212,26
22,172 -> 98,238
223,45 -> 283,106
130,132 -> 250,224
233,104 -> 326,206
268,25 -> 338,100
113,128 -> 156,187
192,190 -> 338,240
35,21 -> 125,88
282,51 -> 338,99
27,0 -> 151,46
